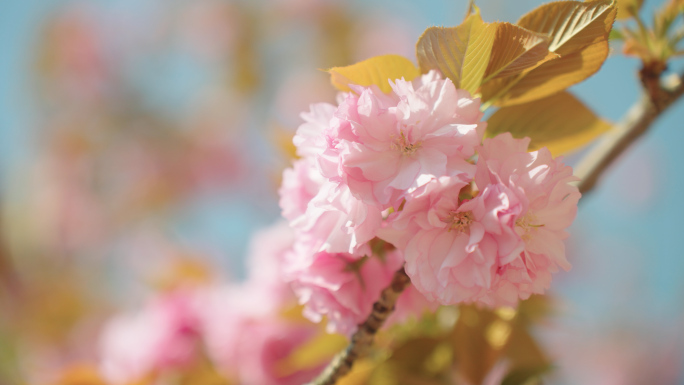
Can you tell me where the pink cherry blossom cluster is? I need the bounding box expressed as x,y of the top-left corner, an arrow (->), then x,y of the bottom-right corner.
280,71 -> 581,322
99,222 -> 322,385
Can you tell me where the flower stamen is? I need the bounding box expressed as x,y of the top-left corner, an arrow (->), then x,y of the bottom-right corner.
391,131 -> 421,156
444,210 -> 473,233
516,213 -> 543,241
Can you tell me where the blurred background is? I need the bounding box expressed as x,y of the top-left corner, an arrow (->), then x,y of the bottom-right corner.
0,0 -> 682,384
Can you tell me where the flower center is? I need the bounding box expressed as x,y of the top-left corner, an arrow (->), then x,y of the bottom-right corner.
444,210 -> 473,233
391,131 -> 421,156
515,213 -> 543,241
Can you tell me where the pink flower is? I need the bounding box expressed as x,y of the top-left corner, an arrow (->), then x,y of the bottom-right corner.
245,220 -> 298,307
381,175 -> 524,305
282,102 -> 382,257
199,283 -> 282,370
475,133 -> 581,305
293,102 -> 337,159
279,158 -> 321,224
321,71 -> 484,207
99,290 -> 200,384
377,133 -> 581,307
290,180 -> 383,256
290,251 -> 396,334
199,284 -> 319,385
290,248 -> 433,334
236,320 -> 320,385
279,157 -> 325,223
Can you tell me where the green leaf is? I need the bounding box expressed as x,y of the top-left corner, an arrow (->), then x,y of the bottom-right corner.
483,23 -> 558,82
327,54 -> 421,94
482,0 -> 617,107
416,12 -> 496,95
485,91 -> 612,156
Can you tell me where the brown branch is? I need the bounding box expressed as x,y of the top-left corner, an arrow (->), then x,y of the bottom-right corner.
306,267 -> 411,385
575,71 -> 684,194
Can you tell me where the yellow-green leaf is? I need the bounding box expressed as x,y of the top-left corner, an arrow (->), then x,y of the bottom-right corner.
483,23 -> 559,82
328,54 -> 420,94
485,91 -> 612,156
482,0 -> 617,107
519,0 -> 616,56
482,39 -> 609,107
416,13 -> 496,95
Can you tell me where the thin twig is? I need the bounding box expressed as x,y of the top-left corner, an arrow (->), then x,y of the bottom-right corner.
575,71 -> 684,194
306,267 -> 411,385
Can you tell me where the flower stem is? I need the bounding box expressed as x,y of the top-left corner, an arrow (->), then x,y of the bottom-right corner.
306,267 -> 411,385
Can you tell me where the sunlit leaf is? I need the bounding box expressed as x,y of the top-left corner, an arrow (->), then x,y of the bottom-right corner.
483,23 -> 558,82
328,54 -> 420,94
614,0 -> 643,20
416,12 -> 496,95
483,39 -> 609,107
485,91 -> 612,156
519,0 -> 616,56
483,0 -> 617,107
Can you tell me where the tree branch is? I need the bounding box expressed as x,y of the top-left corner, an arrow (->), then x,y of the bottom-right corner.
575,71 -> 684,194
306,267 -> 411,385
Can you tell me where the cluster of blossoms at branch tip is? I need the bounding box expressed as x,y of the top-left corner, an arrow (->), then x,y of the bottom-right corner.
280,70 -> 581,331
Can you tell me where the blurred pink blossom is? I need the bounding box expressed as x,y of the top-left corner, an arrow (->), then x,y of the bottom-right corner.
199,283 -> 319,385
245,220 -> 298,306
99,290 -> 201,384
